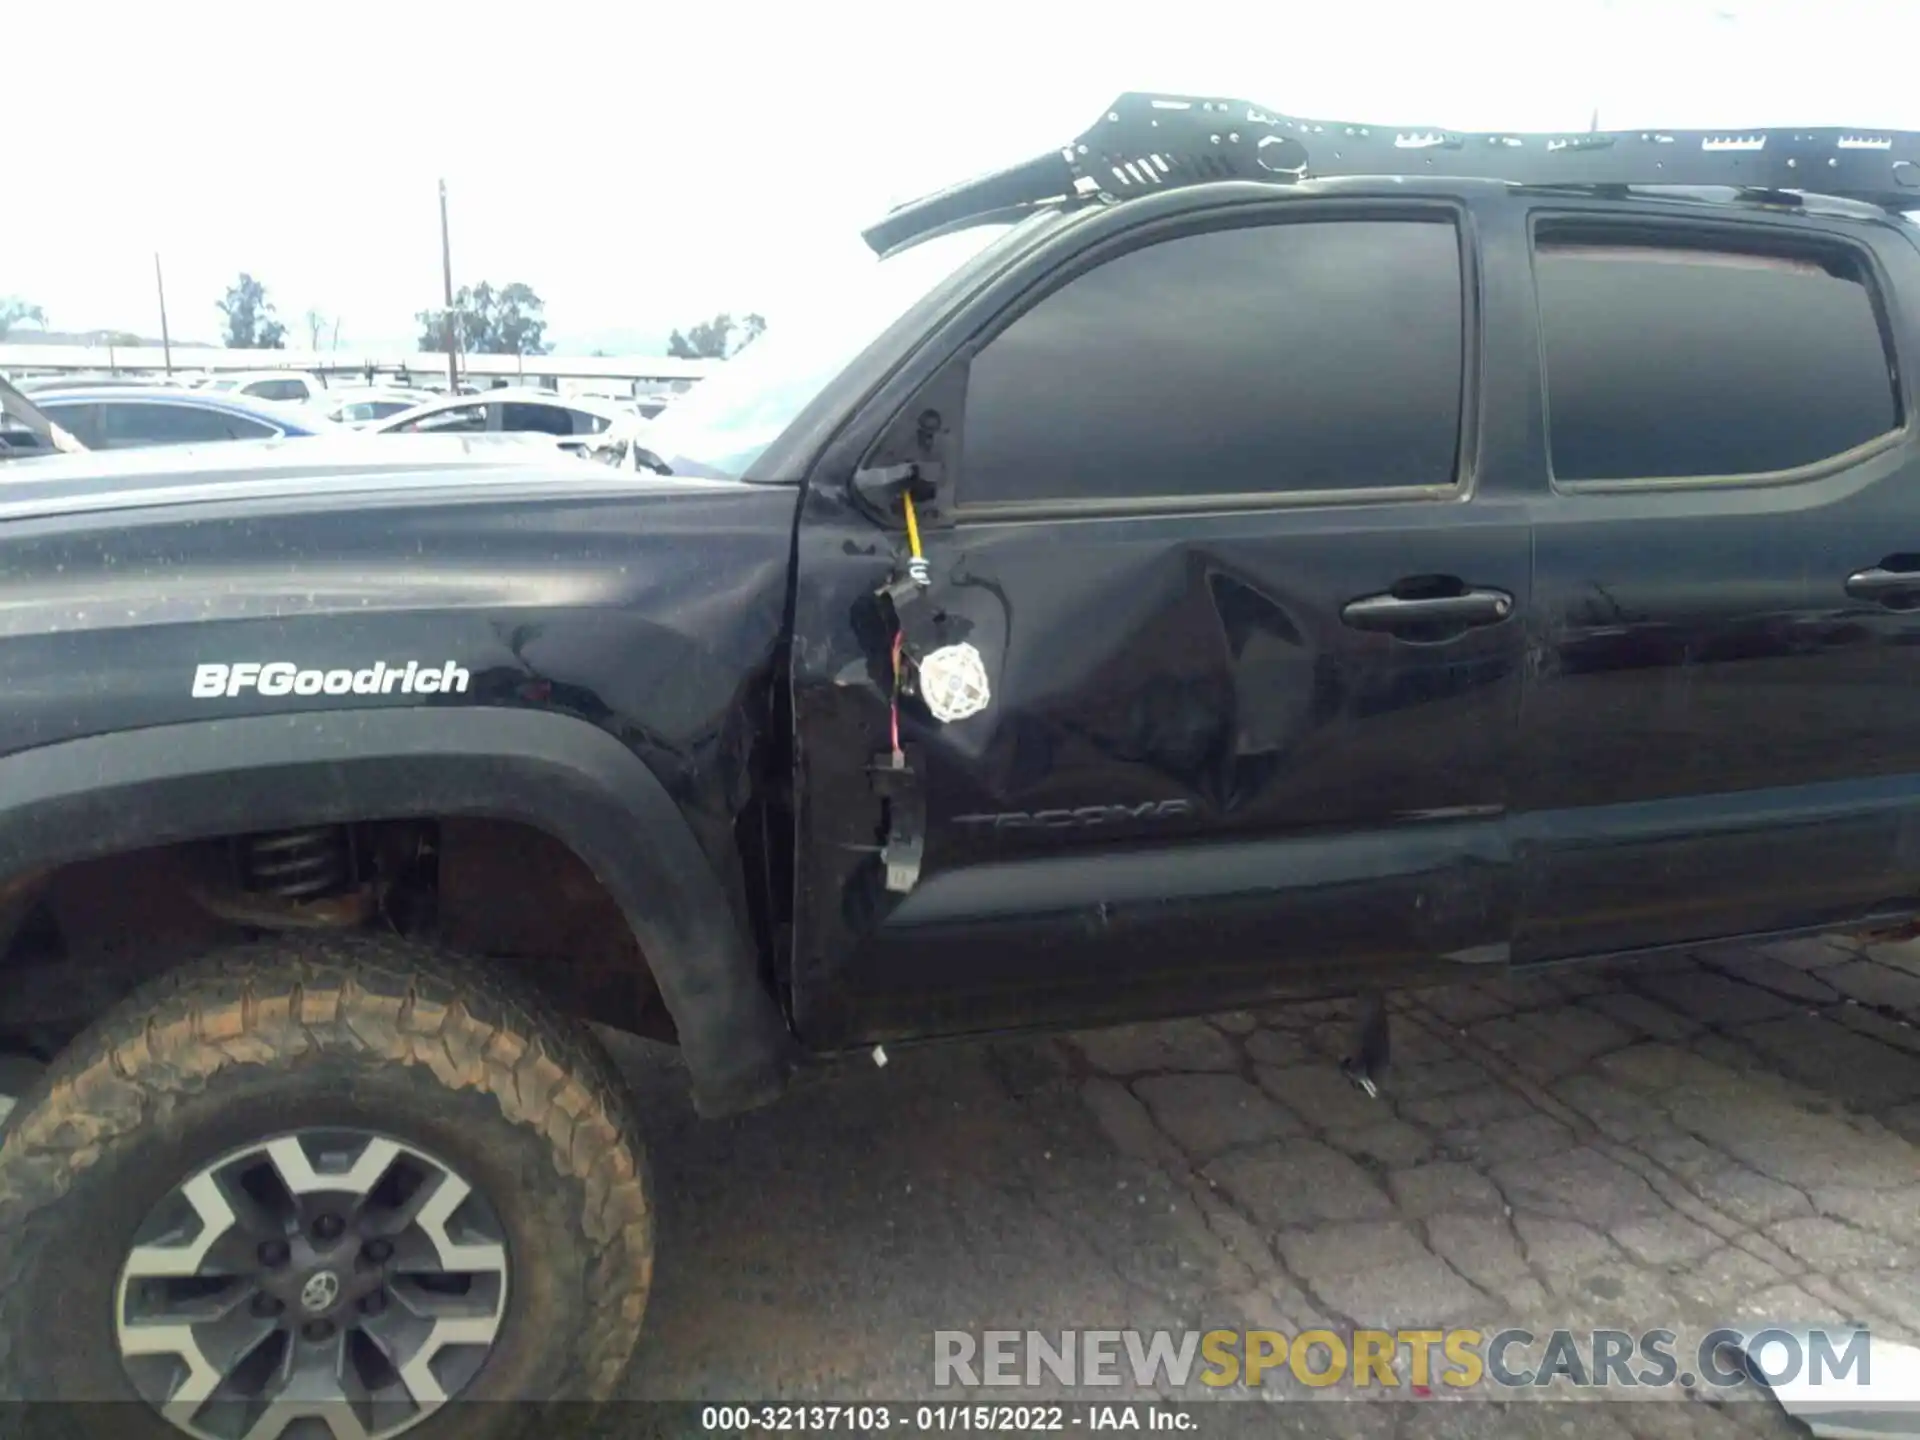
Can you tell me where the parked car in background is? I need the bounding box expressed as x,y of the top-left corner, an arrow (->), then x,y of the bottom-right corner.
15,373 -> 170,393
31,386 -> 339,450
313,385 -> 437,427
371,386 -> 625,437
201,369 -> 329,404
370,386 -> 627,458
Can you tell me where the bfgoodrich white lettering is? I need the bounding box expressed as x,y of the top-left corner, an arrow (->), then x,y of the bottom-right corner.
191,661 -> 469,699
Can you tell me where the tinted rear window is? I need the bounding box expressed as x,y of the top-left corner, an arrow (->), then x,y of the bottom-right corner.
1536,232 -> 1899,482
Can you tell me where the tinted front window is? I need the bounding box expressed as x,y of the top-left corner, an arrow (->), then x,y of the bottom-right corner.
1536,233 -> 1899,481
35,402 -> 100,448
960,219 -> 1465,505
95,402 -> 276,447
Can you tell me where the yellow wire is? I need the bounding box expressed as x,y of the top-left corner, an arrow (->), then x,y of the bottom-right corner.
902,491 -> 923,561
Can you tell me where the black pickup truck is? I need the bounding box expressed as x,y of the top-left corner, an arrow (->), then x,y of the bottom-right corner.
3,92 -> 1920,1437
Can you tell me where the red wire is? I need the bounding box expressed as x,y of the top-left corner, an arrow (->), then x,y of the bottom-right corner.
889,630 -> 904,758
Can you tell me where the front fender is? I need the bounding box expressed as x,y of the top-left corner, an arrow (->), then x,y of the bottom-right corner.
0,706 -> 794,1116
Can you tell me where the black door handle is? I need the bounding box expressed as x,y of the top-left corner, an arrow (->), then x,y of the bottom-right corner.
1845,566 -> 1920,605
1341,586 -> 1513,635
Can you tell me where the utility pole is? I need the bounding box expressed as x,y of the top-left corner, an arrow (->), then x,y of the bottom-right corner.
153,252 -> 173,376
438,179 -> 458,393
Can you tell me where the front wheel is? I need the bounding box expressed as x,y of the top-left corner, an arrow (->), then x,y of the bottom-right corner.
0,935 -> 654,1440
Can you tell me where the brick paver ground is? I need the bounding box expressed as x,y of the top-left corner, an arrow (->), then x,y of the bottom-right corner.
621,935 -> 1920,1436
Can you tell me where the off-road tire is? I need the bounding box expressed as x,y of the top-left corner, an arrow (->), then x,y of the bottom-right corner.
0,934 -> 654,1438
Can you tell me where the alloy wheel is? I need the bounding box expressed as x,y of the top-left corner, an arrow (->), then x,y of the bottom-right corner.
114,1129 -> 509,1440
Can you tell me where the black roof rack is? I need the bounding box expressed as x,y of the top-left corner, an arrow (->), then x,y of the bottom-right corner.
862,91 -> 1920,256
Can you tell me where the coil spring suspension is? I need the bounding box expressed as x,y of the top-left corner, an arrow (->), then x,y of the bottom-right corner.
243,827 -> 351,899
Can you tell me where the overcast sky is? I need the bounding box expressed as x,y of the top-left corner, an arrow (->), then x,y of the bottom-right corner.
5,0 -> 1916,353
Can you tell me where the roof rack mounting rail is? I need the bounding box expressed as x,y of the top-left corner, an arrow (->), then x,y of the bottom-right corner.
863,91 -> 1920,256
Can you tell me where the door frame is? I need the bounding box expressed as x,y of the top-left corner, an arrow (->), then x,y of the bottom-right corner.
785,180 -> 1534,1046
1507,198 -> 1920,962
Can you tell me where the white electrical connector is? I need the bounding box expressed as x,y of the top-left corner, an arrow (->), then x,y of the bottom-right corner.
872,1044 -> 889,1068
917,642 -> 992,724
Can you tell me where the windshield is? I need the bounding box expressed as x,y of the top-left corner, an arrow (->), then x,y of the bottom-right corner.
641,223 -> 1021,480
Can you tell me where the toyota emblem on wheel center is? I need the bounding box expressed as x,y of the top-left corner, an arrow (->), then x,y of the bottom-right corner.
300,1270 -> 341,1312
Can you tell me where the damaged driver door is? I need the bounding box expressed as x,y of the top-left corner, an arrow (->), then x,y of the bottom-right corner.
790,200 -> 1531,1049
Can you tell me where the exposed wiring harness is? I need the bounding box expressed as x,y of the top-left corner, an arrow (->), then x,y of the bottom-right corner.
888,491 -> 930,765
890,630 -> 905,763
